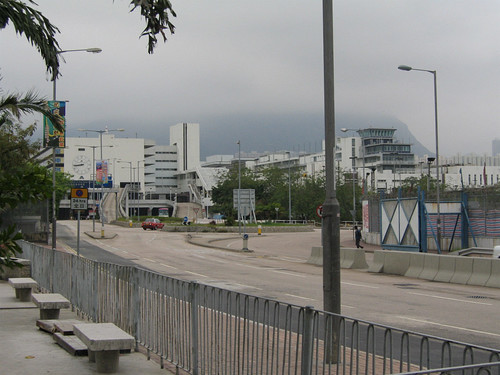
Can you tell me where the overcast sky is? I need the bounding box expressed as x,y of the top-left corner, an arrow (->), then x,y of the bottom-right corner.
1,0 -> 499,157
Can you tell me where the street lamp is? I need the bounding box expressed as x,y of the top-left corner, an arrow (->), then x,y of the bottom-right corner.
427,157 -> 436,193
398,64 -> 441,251
50,47 -> 102,250
78,128 -> 124,237
76,144 -> 112,232
237,140 -> 241,235
349,156 -> 357,231
341,128 -> 366,194
322,0 -> 341,362
117,161 -> 133,218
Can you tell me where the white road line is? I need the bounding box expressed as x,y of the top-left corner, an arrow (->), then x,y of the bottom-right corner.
238,264 -> 265,269
341,281 -> 379,289
273,270 -> 306,278
403,317 -> 500,337
160,263 -> 177,270
233,283 -> 263,290
278,256 -> 303,263
184,271 -> 208,278
143,258 -> 157,263
285,293 -> 316,301
409,292 -> 492,306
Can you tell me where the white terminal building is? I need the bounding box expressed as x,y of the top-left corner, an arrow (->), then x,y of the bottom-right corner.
53,123 -> 500,221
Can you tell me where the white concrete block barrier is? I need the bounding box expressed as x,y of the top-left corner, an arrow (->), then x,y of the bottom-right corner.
433,256 -> 456,283
307,246 -> 323,266
449,256 -> 474,285
418,254 -> 440,281
467,258 -> 493,287
404,253 -> 425,279
368,250 -> 385,273
485,259 -> 500,288
307,247 -> 368,269
383,251 -> 411,276
341,248 -> 369,269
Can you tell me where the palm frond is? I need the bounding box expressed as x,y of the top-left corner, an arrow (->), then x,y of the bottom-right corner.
0,0 -> 61,79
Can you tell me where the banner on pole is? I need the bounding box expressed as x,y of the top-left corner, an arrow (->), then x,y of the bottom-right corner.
43,101 -> 66,148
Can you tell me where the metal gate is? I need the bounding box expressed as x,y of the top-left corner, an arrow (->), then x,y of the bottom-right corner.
380,192 -> 420,251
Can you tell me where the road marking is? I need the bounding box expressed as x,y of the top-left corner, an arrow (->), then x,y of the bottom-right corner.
409,292 -> 492,306
278,256 -> 303,263
341,281 -> 379,289
403,317 -> 500,338
185,271 -> 208,278
233,283 -> 262,290
160,263 -> 177,269
143,258 -> 157,263
285,293 -> 316,301
239,263 -> 264,269
273,270 -> 306,278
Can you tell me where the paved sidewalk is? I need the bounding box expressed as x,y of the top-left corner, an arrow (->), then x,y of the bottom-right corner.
0,280 -> 176,375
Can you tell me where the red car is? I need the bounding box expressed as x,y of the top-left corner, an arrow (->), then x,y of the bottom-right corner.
141,218 -> 165,230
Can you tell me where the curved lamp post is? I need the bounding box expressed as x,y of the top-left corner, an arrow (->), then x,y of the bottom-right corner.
398,64 -> 441,252
51,47 -> 102,250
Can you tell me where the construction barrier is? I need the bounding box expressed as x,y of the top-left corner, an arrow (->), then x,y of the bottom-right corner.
341,248 -> 369,269
307,246 -> 323,266
433,255 -> 456,283
450,257 -> 474,284
485,259 -> 500,288
418,253 -> 440,281
383,251 -> 412,276
404,253 -> 425,279
467,257 -> 492,286
368,250 -> 385,273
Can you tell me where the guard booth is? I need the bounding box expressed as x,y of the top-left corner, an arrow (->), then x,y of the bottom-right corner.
380,189 -> 475,253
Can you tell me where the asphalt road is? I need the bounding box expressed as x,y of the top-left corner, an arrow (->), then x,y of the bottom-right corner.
57,220 -> 500,350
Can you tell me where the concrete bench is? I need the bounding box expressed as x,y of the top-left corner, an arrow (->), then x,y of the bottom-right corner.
74,323 -> 135,373
8,277 -> 38,302
31,293 -> 70,319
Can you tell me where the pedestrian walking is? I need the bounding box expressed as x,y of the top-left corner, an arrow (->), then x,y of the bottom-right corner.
354,225 -> 364,249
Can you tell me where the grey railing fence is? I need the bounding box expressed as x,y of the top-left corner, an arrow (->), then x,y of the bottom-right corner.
20,241 -> 500,375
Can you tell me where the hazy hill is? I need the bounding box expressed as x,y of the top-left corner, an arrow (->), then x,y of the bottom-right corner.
199,112 -> 432,158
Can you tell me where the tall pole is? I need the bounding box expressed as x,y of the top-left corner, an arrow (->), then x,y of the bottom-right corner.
237,140 -> 241,235
49,47 -> 102,248
288,152 -> 292,223
99,132 -> 105,238
398,65 -> 441,251
322,0 -> 341,340
432,70 -> 442,252
92,147 -> 96,231
51,78 -> 57,250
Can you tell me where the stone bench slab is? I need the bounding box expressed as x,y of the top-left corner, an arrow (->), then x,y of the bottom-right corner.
8,277 -> 38,301
8,277 -> 38,289
31,293 -> 70,319
73,323 -> 135,352
74,323 -> 135,373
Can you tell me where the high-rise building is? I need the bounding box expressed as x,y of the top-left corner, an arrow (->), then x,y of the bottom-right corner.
493,139 -> 500,156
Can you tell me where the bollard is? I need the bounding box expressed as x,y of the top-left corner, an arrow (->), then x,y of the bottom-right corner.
129,220 -> 133,228
258,225 -> 262,235
242,234 -> 249,251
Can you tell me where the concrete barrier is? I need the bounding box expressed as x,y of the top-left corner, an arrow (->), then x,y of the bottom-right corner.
383,251 -> 411,276
449,257 -> 473,285
433,256 -> 456,283
307,246 -> 323,266
418,254 -> 440,281
404,252 -> 425,279
368,251 -> 385,273
485,259 -> 500,288
341,248 -> 369,269
467,258 -> 492,287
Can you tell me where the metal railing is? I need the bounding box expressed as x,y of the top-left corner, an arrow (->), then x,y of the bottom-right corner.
20,241 -> 500,375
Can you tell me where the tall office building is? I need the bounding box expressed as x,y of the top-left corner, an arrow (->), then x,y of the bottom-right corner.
493,139 -> 500,157
170,123 -> 200,172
